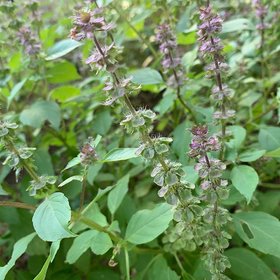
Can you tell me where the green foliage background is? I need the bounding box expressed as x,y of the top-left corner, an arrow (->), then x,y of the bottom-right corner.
0,0 -> 280,279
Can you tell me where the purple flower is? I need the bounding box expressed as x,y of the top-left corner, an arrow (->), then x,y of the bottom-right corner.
71,9 -> 115,41
80,142 -> 98,165
252,0 -> 268,18
188,125 -> 221,158
18,26 -> 41,55
197,5 -> 235,122
155,22 -> 184,88
197,6 -> 223,41
85,43 -> 114,69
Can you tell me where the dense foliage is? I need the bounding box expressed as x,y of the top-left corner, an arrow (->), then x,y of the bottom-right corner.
1,0 -> 280,279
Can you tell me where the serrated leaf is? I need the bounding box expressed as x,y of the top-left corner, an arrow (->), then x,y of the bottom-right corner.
231,165 -> 259,203
125,203 -> 173,244
46,39 -> 83,60
32,192 -> 75,242
0,233 -> 36,279
108,175 -> 129,215
102,148 -> 139,162
233,211 -> 280,258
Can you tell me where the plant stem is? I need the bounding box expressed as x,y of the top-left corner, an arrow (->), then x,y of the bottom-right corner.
0,201 -> 36,210
71,211 -> 120,242
124,248 -> 130,280
92,34 -> 169,172
174,253 -> 187,276
167,50 -> 198,124
79,167 -> 88,212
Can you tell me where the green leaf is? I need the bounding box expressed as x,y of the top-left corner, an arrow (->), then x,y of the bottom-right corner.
58,175 -> 83,187
32,192 -> 74,242
33,255 -> 51,280
182,48 -> 198,72
125,203 -> 173,244
49,86 -> 81,102
72,202 -> 108,233
46,61 -> 81,84
9,52 -> 22,72
225,248 -> 277,280
239,150 -> 266,162
131,68 -> 163,85
46,39 -> 83,60
91,186 -> 114,204
233,211 -> 280,258
265,147 -> 280,158
7,78 -> 27,108
66,230 -> 112,264
102,148 -> 139,162
34,149 -> 54,176
259,126 -> 280,151
0,232 -> 36,279
154,90 -> 175,116
92,110 -> 113,135
221,18 -> 252,33
147,257 -> 180,280
227,125 -> 247,150
20,100 -> 61,130
33,241 -> 61,280
231,165 -> 259,203
172,121 -> 192,164
108,175 -> 130,215
62,156 -> 81,172
87,163 -> 103,185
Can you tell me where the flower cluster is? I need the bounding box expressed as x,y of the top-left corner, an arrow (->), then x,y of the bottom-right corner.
189,125 -> 220,157
0,120 -> 57,196
27,175 -> 57,196
189,125 -> 231,278
121,108 -> 156,134
197,5 -> 235,123
70,5 -> 203,258
80,142 -> 98,166
70,9 -> 115,41
70,8 -> 136,106
155,23 -> 185,87
252,0 -> 269,30
189,125 -> 228,191
18,26 -> 41,55
103,77 -> 140,106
